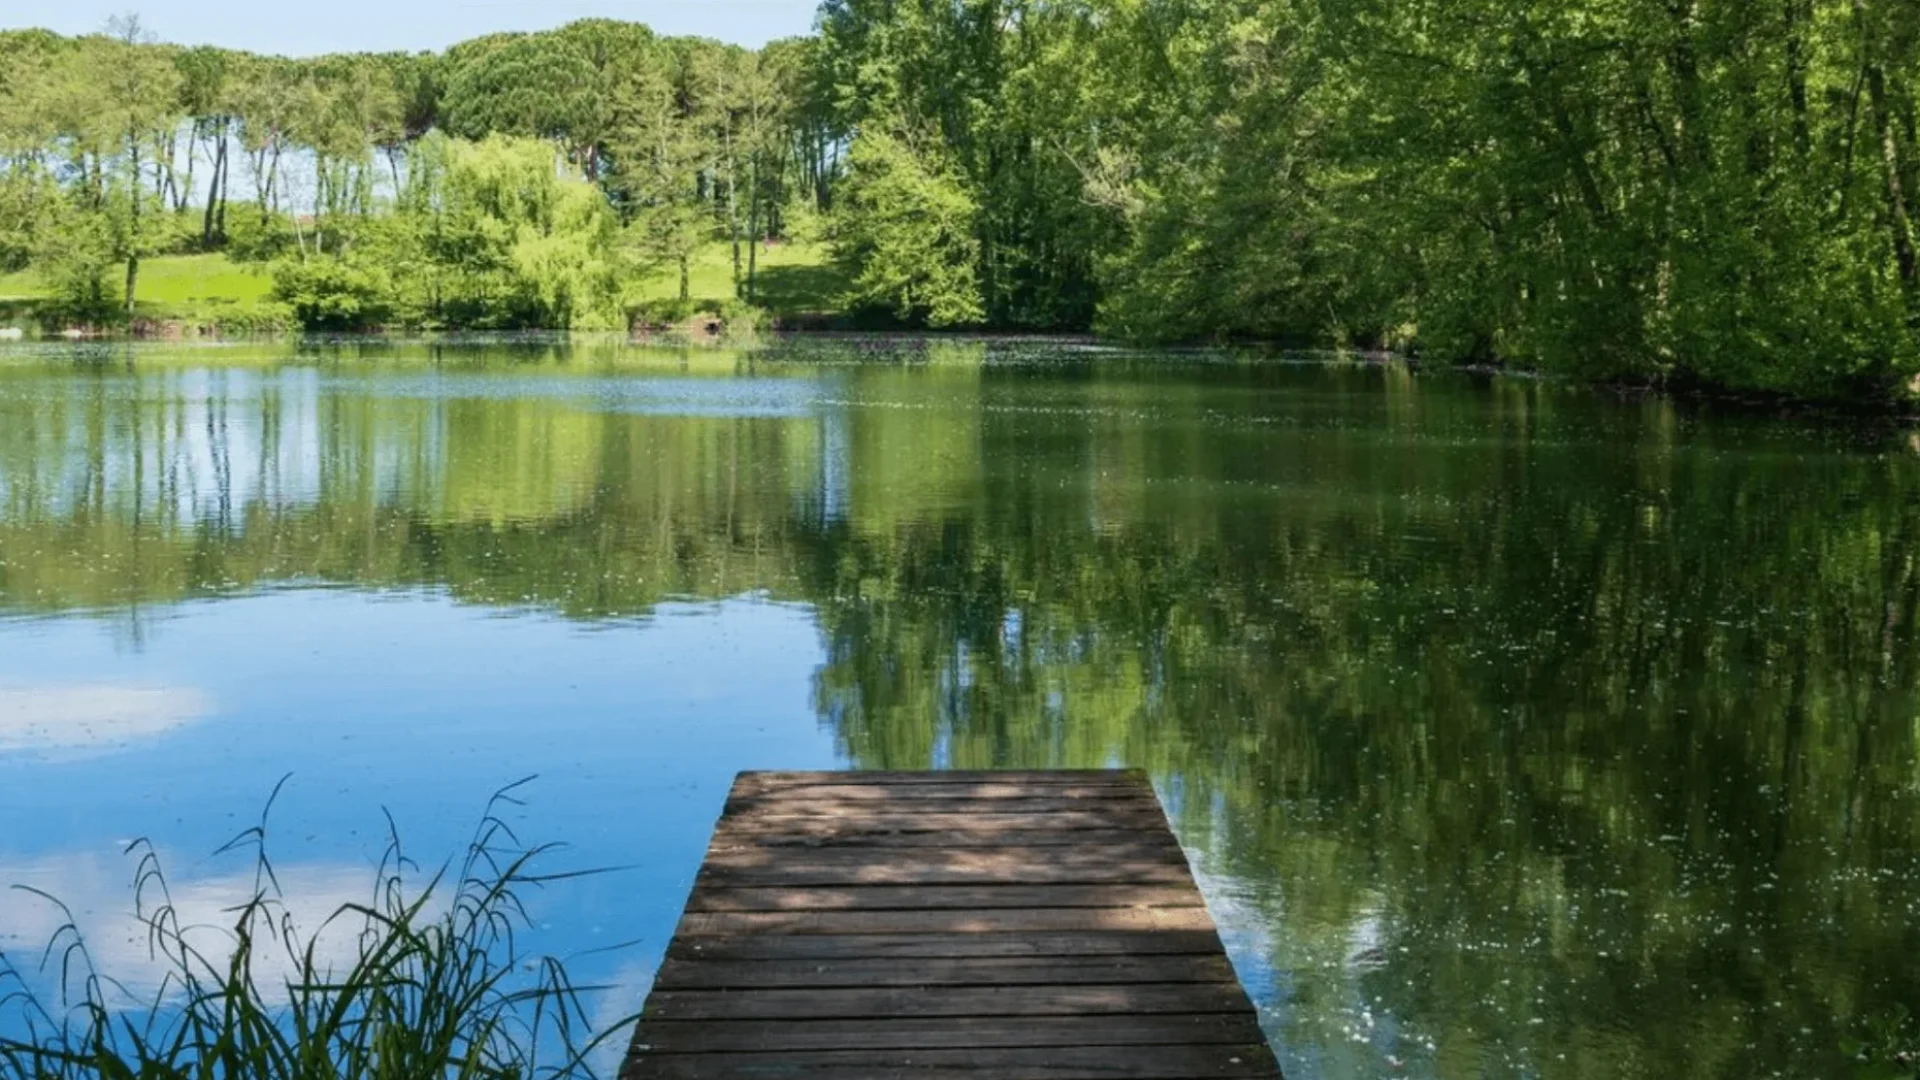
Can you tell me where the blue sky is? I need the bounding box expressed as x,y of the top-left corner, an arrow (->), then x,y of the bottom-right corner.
2,0 -> 821,53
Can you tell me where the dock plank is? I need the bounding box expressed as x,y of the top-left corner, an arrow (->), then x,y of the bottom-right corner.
633,1015 -> 1268,1053
641,982 -> 1257,1020
651,954 -> 1238,989
732,769 -> 1149,790
685,883 -> 1206,911
633,1046 -> 1278,1080
727,782 -> 1157,803
718,827 -> 1179,850
673,907 -> 1221,935
624,770 -> 1282,1080
716,809 -> 1176,834
663,930 -> 1230,961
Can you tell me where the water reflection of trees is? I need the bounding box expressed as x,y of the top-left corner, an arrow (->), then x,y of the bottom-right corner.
1,360 -> 1916,1078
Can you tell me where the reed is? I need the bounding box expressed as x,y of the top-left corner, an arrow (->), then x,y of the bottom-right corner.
0,778 -> 631,1080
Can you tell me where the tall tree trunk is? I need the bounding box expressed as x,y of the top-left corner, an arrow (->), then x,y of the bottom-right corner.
1667,0 -> 1709,169
747,152 -> 761,302
680,254 -> 691,302
314,160 -> 327,256
1859,0 -> 1920,302
202,131 -> 226,247
125,140 -> 141,318
726,126 -> 743,297
1784,0 -> 1813,159
182,120 -> 199,213
266,143 -> 282,215
216,134 -> 229,238
153,133 -> 170,200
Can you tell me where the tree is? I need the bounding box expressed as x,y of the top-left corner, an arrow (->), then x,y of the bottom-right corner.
176,45 -> 236,242
440,20 -> 654,176
830,125 -> 982,327
89,17 -> 181,317
608,40 -> 714,303
226,53 -> 307,247
275,133 -> 628,330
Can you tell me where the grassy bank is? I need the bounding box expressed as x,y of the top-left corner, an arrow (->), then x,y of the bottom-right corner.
0,242 -> 847,335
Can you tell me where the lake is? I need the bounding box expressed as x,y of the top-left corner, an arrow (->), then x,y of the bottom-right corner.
0,337 -> 1916,1079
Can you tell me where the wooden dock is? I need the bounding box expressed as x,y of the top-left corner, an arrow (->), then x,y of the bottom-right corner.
623,769 -> 1283,1079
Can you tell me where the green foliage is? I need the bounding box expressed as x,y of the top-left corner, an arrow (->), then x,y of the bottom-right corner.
272,254 -> 396,331
441,21 -> 652,173
9,6 -> 1919,398
0,18 -> 825,335
830,126 -> 982,327
187,298 -> 297,334
0,162 -> 60,274
271,134 -> 629,331
816,0 -> 1107,328
443,33 -> 597,147
813,0 -> 1920,399
410,133 -> 629,329
0,782 -> 627,1079
1845,1006 -> 1920,1080
30,192 -> 121,325
224,209 -> 300,262
715,297 -> 767,337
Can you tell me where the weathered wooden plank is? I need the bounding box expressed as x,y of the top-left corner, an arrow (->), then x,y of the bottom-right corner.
695,864 -> 1194,888
728,782 -> 1156,804
628,1046 -> 1279,1080
734,770 -> 1147,790
674,907 -> 1219,936
724,802 -> 1169,827
652,953 -> 1238,989
631,1014 -> 1268,1053
685,883 -> 1206,912
715,809 -> 1175,834
663,931 -> 1231,962
640,982 -> 1256,1021
697,853 -> 1189,880
719,828 -> 1178,850
705,836 -> 1186,859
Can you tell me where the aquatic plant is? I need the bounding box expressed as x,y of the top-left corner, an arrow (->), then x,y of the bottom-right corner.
0,778 -> 632,1080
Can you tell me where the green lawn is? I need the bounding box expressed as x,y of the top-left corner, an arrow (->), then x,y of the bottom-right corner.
138,253 -> 277,306
0,253 -> 275,311
0,266 -> 42,302
631,240 -> 847,315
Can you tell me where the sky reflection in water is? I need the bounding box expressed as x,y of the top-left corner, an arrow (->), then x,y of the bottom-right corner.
1,339 -> 1917,1079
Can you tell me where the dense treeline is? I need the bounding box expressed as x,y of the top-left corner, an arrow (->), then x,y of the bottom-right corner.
5,3 -> 1920,398
0,18 -> 831,329
811,0 -> 1920,398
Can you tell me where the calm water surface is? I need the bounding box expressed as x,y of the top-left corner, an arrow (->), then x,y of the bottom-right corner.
1,338 -> 1917,1078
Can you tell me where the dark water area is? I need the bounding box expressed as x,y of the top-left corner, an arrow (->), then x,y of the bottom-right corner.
0,338 -> 1916,1078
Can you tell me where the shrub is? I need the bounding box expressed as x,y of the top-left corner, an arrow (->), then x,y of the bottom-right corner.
224,211 -> 300,263
715,298 -> 768,339
272,256 -> 396,332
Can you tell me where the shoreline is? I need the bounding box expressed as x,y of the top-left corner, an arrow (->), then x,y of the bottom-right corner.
2,326 -> 1915,422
